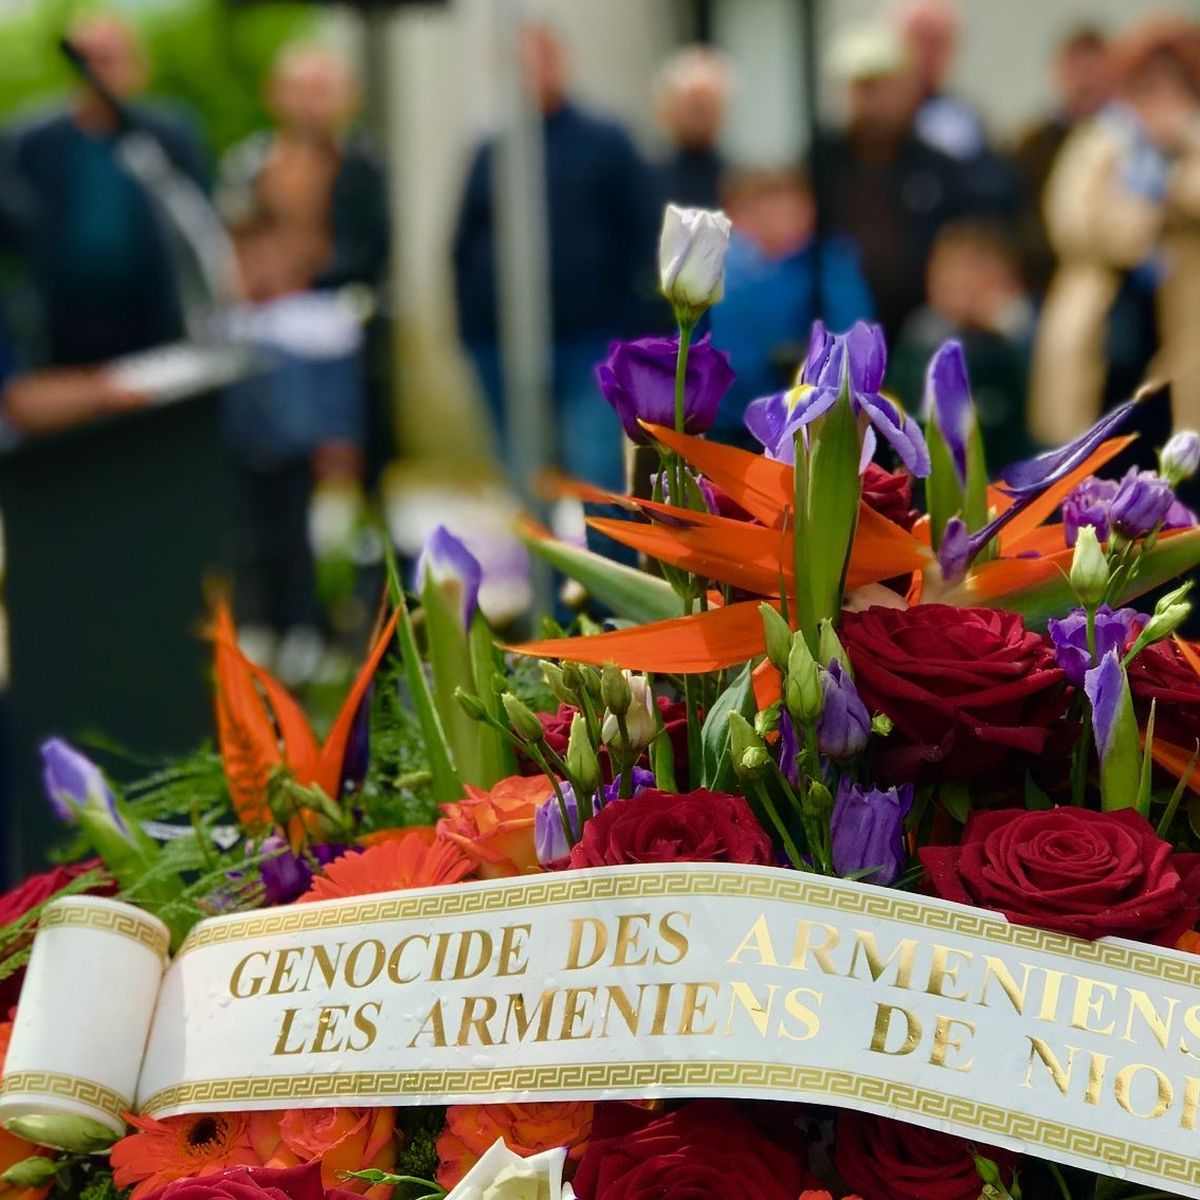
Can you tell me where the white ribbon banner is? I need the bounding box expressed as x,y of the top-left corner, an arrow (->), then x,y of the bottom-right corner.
5,865 -> 1200,1195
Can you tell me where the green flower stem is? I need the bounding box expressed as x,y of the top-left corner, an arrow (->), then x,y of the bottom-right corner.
1071,602 -> 1099,806
748,777 -> 806,870
529,744 -> 578,845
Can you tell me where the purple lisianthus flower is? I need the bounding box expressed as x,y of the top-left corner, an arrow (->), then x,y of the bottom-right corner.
1109,467 -> 1179,539
830,776 -> 914,885
1062,476 -> 1118,546
40,737 -> 128,838
260,838 -> 354,906
816,660 -> 871,759
1047,605 -> 1142,688
745,321 -> 931,477
596,333 -> 734,444
924,339 -> 973,485
534,766 -> 655,865
415,525 -> 482,628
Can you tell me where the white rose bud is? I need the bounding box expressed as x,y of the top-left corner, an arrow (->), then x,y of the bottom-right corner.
658,203 -> 731,324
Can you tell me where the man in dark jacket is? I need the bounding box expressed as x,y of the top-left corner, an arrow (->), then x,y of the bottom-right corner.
453,23 -> 659,492
12,14 -> 210,366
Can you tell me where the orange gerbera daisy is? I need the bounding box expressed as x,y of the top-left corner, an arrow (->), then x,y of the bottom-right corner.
436,1101 -> 593,1190
110,1112 -> 264,1198
301,832 -> 474,902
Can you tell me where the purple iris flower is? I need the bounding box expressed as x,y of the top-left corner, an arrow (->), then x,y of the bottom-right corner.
779,712 -> 801,785
534,766 -> 654,865
816,660 -> 871,759
596,333 -> 734,444
1109,468 -> 1180,539
1047,606 -> 1142,688
830,777 -> 914,885
745,321 -> 931,477
415,525 -> 482,628
1084,650 -> 1126,765
924,339 -> 973,484
1062,476 -> 1119,546
339,685 -> 373,798
937,516 -> 972,581
40,738 -> 128,838
260,838 -> 354,906
1001,396 -> 1140,497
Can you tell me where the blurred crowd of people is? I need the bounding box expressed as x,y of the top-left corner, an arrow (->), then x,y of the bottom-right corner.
454,4 -> 1200,490
3,3 -> 1200,644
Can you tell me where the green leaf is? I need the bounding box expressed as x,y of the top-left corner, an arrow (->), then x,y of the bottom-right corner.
924,419 -> 965,551
1024,773 -> 1052,811
384,539 -> 463,802
941,781 -> 972,825
520,528 -> 680,623
964,422 -> 990,537
468,614 -> 518,786
1098,668 -> 1142,813
699,664 -> 758,791
800,391 -> 863,642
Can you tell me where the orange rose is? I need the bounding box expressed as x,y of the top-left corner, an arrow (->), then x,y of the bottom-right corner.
436,775 -> 551,878
0,1021 -> 52,1200
249,1107 -> 396,1198
436,1101 -> 592,1190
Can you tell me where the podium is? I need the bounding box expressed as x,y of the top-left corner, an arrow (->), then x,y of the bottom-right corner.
0,346 -> 254,881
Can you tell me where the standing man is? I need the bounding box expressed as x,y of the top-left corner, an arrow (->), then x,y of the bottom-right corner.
12,13 -> 209,366
453,23 -> 659,493
655,46 -> 732,212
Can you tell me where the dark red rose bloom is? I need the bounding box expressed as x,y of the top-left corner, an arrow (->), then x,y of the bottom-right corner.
526,699 -> 691,785
568,788 -> 772,869
842,604 -> 1070,782
144,1162 -> 359,1200
921,807 -> 1200,945
572,1102 -> 819,1200
863,463 -> 918,530
1128,638 -> 1200,748
835,1111 -> 1017,1200
0,860 -> 107,1014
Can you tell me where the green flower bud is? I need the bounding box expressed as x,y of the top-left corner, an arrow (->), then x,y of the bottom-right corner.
539,661 -> 575,708
785,634 -> 824,724
803,779 -> 833,817
1144,581 -> 1193,642
580,665 -> 603,705
729,711 -> 768,781
817,618 -> 852,673
760,604 -> 793,673
600,663 -> 632,717
754,702 -> 781,739
1,1156 -> 59,1188
502,693 -> 545,743
561,661 -> 584,693
1069,525 -> 1109,606
738,746 -> 772,779
566,713 -> 601,795
454,687 -> 490,722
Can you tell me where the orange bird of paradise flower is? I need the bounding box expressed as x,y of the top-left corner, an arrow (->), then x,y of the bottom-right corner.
212,600 -> 399,828
514,423 -> 1151,675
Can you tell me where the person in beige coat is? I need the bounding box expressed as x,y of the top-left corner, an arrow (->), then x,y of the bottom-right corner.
1030,19 -> 1200,449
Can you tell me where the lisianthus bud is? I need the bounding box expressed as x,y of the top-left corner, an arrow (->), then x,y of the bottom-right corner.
1161,430 -> 1200,485
539,661 -> 575,708
658,203 -> 731,323
566,714 -> 601,795
1108,467 -> 1175,540
600,664 -> 632,717
455,687 -> 490,722
729,711 -> 768,781
785,634 -> 824,724
760,604 -> 793,673
0,1155 -> 59,1188
815,660 -> 871,759
1069,525 -> 1108,605
816,618 -> 852,673
502,693 -> 545,743
1135,581 -> 1193,651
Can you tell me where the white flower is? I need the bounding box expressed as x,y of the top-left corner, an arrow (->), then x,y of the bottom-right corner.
1162,429 -> 1200,485
658,204 -> 731,321
446,1140 -> 569,1200
601,672 -> 658,751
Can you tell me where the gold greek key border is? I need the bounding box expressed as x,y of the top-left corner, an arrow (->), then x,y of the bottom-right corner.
0,1070 -> 128,1124
177,866 -> 1200,986
139,1062 -> 1198,1186
41,902 -> 169,959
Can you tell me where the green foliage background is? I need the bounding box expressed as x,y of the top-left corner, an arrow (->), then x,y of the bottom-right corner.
0,0 -> 321,153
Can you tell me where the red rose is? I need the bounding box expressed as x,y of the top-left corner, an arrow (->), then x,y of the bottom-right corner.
530,700 -> 691,784
920,807 -> 1200,945
0,861 -> 107,1014
862,463 -> 918,530
1128,639 -> 1200,747
568,789 -> 772,869
571,1102 -> 818,1200
842,605 -> 1069,782
835,1112 -> 1016,1200
143,1163 -> 359,1200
